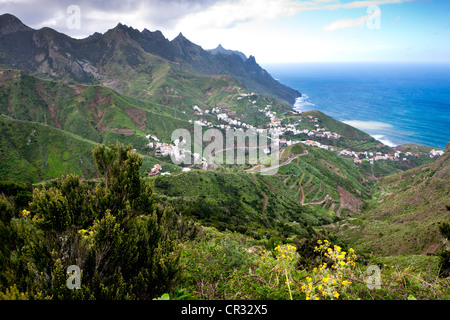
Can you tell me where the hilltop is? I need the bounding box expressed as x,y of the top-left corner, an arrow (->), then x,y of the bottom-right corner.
207,44 -> 247,61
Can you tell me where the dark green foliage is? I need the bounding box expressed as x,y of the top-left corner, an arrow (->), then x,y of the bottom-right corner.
0,180 -> 32,209
439,222 -> 450,241
0,143 -> 182,299
152,170 -> 329,241
438,221 -> 450,277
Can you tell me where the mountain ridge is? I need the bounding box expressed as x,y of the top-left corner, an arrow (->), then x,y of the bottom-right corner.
207,44 -> 247,61
0,13 -> 301,105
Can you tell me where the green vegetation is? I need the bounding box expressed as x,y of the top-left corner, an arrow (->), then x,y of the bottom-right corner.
0,15 -> 448,301
0,69 -> 193,151
0,115 -> 98,183
0,143 -> 182,299
1,143 -> 449,301
178,229 -> 449,300
331,151 -> 450,257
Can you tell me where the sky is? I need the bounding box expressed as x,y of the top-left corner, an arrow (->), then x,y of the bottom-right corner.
1,0 -> 449,63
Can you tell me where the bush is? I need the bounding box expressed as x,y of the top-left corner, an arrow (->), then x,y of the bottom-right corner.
0,143 -> 182,300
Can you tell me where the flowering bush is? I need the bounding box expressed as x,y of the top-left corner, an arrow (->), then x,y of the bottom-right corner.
300,239 -> 357,300
256,244 -> 298,299
21,209 -> 30,217
273,244 -> 298,300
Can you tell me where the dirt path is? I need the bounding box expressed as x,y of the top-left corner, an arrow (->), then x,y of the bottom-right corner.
295,158 -> 306,205
307,195 -> 332,205
245,150 -> 308,174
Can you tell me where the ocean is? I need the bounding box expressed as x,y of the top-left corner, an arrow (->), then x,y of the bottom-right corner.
263,62 -> 450,150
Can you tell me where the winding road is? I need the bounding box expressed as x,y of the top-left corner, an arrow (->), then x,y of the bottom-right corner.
244,150 -> 308,174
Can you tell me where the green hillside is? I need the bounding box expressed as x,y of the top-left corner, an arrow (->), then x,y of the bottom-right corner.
0,115 -> 98,183
0,69 -> 193,152
0,13 -> 449,302
328,149 -> 450,256
152,143 -> 380,242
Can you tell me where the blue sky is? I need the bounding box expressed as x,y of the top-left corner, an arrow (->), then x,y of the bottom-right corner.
1,0 -> 449,63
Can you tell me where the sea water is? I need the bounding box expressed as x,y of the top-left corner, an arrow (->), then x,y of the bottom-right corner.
264,62 -> 450,149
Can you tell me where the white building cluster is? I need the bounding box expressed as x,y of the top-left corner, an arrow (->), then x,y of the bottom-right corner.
430,149 -> 444,158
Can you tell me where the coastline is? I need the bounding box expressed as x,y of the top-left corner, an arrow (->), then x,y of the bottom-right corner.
291,96 -> 443,150
267,63 -> 450,151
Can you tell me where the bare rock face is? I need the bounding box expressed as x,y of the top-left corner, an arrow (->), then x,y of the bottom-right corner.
446,141 -> 450,151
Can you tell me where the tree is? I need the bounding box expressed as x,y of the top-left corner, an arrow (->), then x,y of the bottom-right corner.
2,143 -> 182,299
438,221 -> 450,278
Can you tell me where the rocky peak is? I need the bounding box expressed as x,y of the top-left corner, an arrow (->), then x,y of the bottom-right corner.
0,13 -> 32,36
208,44 -> 247,61
245,55 -> 257,65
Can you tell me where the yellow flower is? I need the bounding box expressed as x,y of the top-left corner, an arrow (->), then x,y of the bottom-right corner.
322,277 -> 329,283
340,261 -> 345,266
334,291 -> 339,299
306,277 -> 312,282
21,209 -> 30,216
318,285 -> 322,291
337,255 -> 344,259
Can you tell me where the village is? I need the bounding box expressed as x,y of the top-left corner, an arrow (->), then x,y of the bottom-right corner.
144,93 -> 445,176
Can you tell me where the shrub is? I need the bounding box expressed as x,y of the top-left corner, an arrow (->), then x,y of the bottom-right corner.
0,143 -> 182,300
299,239 -> 357,300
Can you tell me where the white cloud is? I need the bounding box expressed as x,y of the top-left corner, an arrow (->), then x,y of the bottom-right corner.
323,5 -> 382,31
317,0 -> 413,11
175,0 -> 309,31
323,14 -> 371,31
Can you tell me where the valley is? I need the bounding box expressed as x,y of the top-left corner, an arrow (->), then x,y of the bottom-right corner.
0,13 -> 449,301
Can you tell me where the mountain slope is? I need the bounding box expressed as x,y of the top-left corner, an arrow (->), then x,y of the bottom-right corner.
0,68 -> 193,149
0,114 -> 98,182
152,142 -> 378,241
0,13 -> 300,105
331,147 -> 450,255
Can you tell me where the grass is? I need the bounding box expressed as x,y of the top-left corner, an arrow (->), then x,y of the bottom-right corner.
176,227 -> 450,300
0,115 -> 98,183
327,150 -> 450,256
